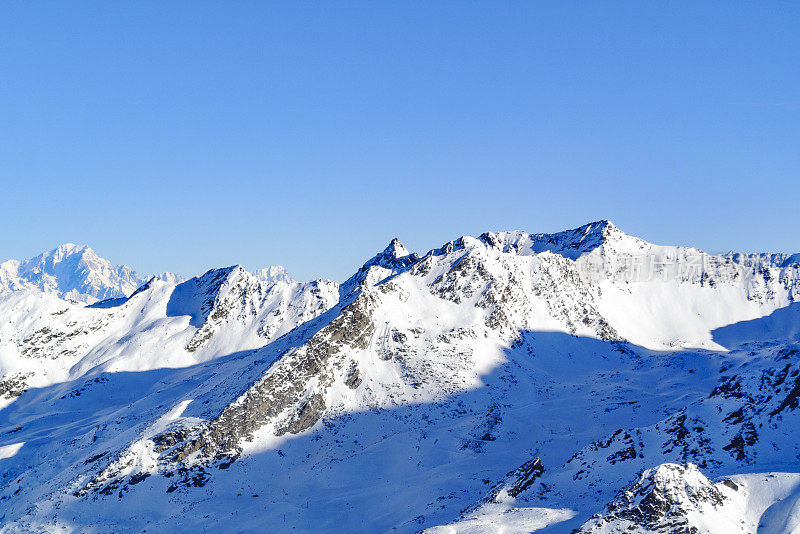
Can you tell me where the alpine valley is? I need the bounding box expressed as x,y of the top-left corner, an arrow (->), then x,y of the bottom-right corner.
1,221 -> 799,533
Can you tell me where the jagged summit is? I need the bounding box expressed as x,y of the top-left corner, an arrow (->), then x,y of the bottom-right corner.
254,265 -> 294,284
479,219 -> 648,260
576,463 -> 739,534
383,237 -> 410,259
339,238 -> 420,298
27,243 -> 95,265
369,237 -> 417,267
0,243 -> 146,304
49,242 -> 92,258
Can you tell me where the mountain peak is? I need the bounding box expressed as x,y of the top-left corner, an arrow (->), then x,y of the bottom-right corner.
382,238 -> 409,259
583,218 -> 616,233
576,463 -> 733,533
479,219 -> 645,260
363,238 -> 417,270
254,265 -> 294,284
0,244 -> 145,304
591,218 -> 615,227
52,242 -> 91,252
47,243 -> 94,261
339,238 -> 419,298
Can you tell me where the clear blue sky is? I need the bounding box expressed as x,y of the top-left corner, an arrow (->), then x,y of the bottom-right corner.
1,2 -> 798,281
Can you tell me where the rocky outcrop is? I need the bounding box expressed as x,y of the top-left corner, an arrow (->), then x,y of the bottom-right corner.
156,291 -> 378,466
0,372 -> 32,401
576,463 -> 732,534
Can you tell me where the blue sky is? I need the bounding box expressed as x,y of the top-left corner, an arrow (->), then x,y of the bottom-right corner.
1,2 -> 798,281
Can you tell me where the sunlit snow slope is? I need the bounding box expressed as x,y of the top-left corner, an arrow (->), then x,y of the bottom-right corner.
0,221 -> 798,533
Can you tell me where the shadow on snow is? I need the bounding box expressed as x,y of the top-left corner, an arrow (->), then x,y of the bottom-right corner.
1,305 -> 798,531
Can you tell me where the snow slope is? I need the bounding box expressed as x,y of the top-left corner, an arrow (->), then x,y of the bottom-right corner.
0,221 -> 798,533
0,264 -> 338,407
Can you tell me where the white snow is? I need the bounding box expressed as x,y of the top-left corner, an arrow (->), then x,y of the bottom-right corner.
0,442 -> 24,460
0,222 -> 797,533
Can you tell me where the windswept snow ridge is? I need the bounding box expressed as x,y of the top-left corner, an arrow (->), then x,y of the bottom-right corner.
0,221 -> 798,533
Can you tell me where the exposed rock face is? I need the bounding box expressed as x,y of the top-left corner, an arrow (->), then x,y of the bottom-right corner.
344,361 -> 362,389
576,463 -> 732,534
0,372 -> 31,401
465,457 -> 545,514
158,290 -> 378,465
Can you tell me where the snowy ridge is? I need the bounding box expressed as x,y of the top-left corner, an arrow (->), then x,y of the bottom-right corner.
0,263 -> 338,404
0,222 -> 799,533
479,219 -> 648,259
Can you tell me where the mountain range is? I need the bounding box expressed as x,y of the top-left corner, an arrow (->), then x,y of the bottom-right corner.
0,220 -> 798,533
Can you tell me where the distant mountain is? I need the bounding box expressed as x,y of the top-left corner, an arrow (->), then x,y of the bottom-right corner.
0,244 -> 146,304
0,221 -> 798,533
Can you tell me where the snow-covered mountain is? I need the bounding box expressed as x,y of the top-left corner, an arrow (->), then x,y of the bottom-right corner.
0,221 -> 798,533
0,244 -> 147,304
